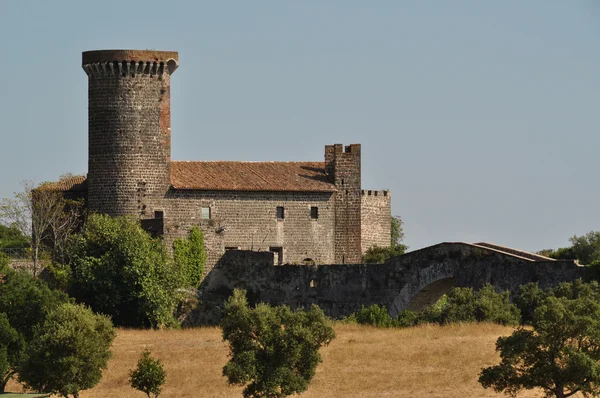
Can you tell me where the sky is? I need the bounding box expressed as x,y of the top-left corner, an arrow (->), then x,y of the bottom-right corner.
0,1 -> 598,253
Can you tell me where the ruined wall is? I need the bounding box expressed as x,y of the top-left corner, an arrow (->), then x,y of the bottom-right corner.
361,190 -> 391,252
193,243 -> 586,324
325,144 -> 361,264
163,190 -> 336,272
83,50 -> 178,218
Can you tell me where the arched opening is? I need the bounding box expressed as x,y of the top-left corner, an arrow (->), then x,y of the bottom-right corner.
405,277 -> 456,312
302,258 -> 315,266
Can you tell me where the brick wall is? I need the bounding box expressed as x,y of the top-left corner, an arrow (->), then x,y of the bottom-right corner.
83,51 -> 177,218
361,189 -> 391,252
162,190 -> 336,272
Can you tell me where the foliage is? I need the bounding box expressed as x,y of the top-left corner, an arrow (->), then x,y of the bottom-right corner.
129,349 -> 167,398
479,290 -> 600,398
221,289 -> 336,398
355,304 -> 396,327
396,310 -> 419,327
362,215 -> 408,263
0,224 -> 29,249
0,266 -> 69,390
173,226 -> 207,288
538,230 -> 600,265
65,213 -> 185,328
0,313 -> 25,393
513,283 -> 547,325
0,252 -> 8,273
19,303 -> 115,398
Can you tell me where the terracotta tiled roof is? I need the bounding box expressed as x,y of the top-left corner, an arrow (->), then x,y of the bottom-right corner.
41,176 -> 88,192
170,161 -> 336,192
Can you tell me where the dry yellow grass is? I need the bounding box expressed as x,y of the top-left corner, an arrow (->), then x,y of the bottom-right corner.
7,323 -> 555,397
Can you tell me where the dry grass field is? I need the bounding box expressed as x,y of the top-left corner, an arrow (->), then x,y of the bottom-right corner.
7,323 -> 553,398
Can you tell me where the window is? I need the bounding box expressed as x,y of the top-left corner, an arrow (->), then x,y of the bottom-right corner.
276,206 -> 285,220
270,247 -> 283,265
225,246 -> 240,251
154,210 -> 164,219
310,206 -> 318,219
201,207 -> 211,220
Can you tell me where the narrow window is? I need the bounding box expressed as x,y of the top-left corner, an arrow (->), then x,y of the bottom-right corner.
201,207 -> 211,219
310,206 -> 318,220
154,210 -> 164,219
225,246 -> 240,251
270,247 -> 283,265
276,206 -> 285,220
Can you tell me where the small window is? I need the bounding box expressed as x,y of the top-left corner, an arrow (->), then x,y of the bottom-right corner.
201,207 -> 211,219
276,206 -> 285,220
270,247 -> 283,265
154,210 -> 164,219
225,246 -> 240,251
310,207 -> 318,220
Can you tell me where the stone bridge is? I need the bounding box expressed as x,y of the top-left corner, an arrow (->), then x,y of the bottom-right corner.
192,242 -> 586,324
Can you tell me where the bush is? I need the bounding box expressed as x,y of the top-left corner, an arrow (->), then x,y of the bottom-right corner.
396,310 -> 419,327
19,303 -> 115,398
222,289 -> 335,398
173,227 -> 206,288
513,283 -> 547,325
65,214 -> 185,328
129,349 -> 166,398
0,313 -> 25,393
355,304 -> 396,327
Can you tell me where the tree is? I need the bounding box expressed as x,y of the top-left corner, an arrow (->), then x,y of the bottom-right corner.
221,289 -> 336,398
479,286 -> 600,398
0,313 -> 25,393
0,180 -> 84,276
569,231 -> 600,265
66,213 -> 185,328
129,349 -> 166,398
362,215 -> 408,263
173,226 -> 207,288
19,303 -> 115,398
0,224 -> 29,250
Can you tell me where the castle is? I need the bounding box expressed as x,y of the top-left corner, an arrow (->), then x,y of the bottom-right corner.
54,49 -> 391,271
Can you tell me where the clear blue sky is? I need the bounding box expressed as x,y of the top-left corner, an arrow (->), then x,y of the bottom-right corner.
0,1 -> 598,252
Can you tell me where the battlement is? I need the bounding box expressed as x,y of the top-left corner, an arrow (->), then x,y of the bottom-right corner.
361,189 -> 390,198
82,49 -> 178,78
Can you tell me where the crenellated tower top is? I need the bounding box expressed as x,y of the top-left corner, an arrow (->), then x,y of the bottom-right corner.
82,49 -> 179,77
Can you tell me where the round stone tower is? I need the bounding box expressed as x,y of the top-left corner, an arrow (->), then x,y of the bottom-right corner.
82,50 -> 178,218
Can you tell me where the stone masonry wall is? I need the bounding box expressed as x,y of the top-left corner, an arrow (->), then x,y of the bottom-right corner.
193,243 -> 586,324
326,144 -> 362,264
83,51 -> 176,218
361,190 -> 391,252
163,190 -> 336,272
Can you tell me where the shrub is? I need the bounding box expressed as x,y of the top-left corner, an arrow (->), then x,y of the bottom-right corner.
0,313 -> 25,393
222,289 -> 335,398
66,214 -> 185,328
173,226 -> 206,288
19,303 -> 115,398
355,304 -> 396,327
129,349 -> 166,398
396,310 -> 419,327
513,283 -> 547,325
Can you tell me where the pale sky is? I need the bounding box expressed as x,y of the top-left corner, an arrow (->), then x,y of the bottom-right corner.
0,1 -> 598,253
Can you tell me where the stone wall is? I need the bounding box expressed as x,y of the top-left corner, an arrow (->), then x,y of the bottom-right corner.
163,190 -> 336,272
83,50 -> 177,218
325,144 -> 362,264
193,243 -> 587,324
361,190 -> 391,252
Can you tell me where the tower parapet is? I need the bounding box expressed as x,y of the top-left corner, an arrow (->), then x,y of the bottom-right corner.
83,49 -> 178,218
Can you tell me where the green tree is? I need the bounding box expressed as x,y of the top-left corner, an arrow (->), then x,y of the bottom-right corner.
569,231 -> 600,265
222,289 -> 336,398
173,226 -> 207,288
0,263 -> 69,391
354,304 -> 396,327
362,215 -> 408,263
66,213 -> 185,328
0,224 -> 29,250
0,313 -> 25,393
19,303 -> 115,398
479,287 -> 600,398
513,283 -> 547,325
129,349 -> 166,398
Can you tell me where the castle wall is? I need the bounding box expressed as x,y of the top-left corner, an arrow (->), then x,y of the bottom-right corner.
162,190 -> 336,272
361,190 -> 391,252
